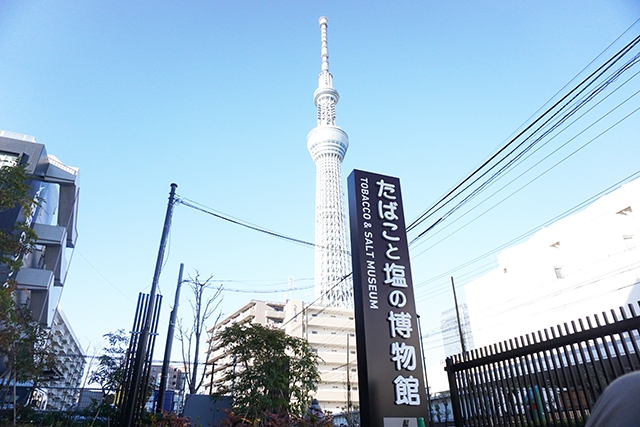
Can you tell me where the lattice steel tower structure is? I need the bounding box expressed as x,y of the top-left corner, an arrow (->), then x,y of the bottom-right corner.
307,17 -> 352,308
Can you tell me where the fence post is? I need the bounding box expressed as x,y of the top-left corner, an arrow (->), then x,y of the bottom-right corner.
446,357 -> 464,427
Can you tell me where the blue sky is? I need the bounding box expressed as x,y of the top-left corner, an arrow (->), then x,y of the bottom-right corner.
1,1 -> 639,388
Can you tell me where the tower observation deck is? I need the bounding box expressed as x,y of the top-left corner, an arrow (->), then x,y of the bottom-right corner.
307,16 -> 352,308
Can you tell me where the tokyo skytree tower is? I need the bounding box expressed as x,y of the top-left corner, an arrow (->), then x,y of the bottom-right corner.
307,17 -> 352,308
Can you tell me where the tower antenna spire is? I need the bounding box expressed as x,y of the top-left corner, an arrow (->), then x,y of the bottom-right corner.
308,16 -> 352,308
316,17 -> 335,94
319,16 -> 330,73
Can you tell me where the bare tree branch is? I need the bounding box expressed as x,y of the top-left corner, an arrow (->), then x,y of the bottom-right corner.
176,270 -> 224,395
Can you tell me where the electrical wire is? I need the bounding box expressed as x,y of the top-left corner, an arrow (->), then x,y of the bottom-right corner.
407,33 -> 640,243
76,250 -> 137,304
411,169 -> 640,291
277,272 -> 353,330
408,33 -> 640,234
176,196 -> 351,255
409,58 -> 640,247
223,284 -> 314,294
176,196 -> 316,249
410,72 -> 640,253
411,104 -> 640,259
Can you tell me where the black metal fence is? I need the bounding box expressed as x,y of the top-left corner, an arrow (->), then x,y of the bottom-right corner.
445,302 -> 640,427
114,292 -> 162,427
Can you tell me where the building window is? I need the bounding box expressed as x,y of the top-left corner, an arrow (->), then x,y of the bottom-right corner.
554,266 -> 565,279
312,331 -> 318,334
0,151 -> 19,168
624,235 -> 636,250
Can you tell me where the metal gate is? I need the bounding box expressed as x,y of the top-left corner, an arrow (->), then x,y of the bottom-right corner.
445,302 -> 640,427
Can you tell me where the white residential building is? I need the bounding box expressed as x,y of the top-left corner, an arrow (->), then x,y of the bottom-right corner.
283,299 -> 358,416
205,300 -> 287,394
465,177 -> 640,349
206,299 -> 359,415
45,307 -> 85,410
439,303 -> 474,358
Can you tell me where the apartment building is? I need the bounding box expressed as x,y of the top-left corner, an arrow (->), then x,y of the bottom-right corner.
205,299 -> 359,415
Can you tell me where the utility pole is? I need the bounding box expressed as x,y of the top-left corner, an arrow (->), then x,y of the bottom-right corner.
124,183 -> 177,426
417,314 -> 433,426
451,277 -> 467,357
208,360 -> 215,395
305,306 -> 309,341
156,262 -> 184,412
346,333 -> 351,427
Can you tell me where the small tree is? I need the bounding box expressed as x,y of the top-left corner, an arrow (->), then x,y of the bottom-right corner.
212,322 -> 321,424
177,272 -> 223,395
0,158 -> 39,274
0,301 -> 54,400
0,160 -> 51,412
443,395 -> 451,426
89,330 -> 130,401
434,402 -> 443,424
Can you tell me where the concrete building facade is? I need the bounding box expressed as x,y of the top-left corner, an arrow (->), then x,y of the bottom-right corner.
147,365 -> 185,413
149,365 -> 184,394
45,307 -> 85,410
205,300 -> 286,394
282,299 -> 358,415
439,303 -> 474,358
206,299 -> 359,415
0,130 -> 79,328
464,177 -> 640,349
1,130 -> 80,407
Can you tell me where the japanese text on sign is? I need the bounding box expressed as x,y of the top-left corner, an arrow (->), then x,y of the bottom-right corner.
376,179 -> 421,407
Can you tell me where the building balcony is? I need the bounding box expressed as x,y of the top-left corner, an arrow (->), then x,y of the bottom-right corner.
307,316 -> 353,329
313,388 -> 356,403
15,268 -> 54,290
307,333 -> 355,347
316,352 -> 357,365
265,310 -> 285,320
33,224 -> 66,247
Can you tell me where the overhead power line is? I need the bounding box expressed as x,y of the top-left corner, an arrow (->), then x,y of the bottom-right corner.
223,284 -> 314,294
407,31 -> 640,245
412,168 -> 640,291
278,272 -> 353,330
176,196 -> 351,256
176,197 -> 317,249
410,101 -> 640,256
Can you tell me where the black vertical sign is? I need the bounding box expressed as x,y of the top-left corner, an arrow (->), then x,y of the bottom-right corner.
348,170 -> 427,427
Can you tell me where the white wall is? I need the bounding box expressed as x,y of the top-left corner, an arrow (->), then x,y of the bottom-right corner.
465,178 -> 640,349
